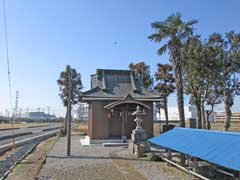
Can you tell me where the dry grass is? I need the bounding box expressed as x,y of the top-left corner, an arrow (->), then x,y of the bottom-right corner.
154,121 -> 240,133
211,121 -> 240,132
73,122 -> 162,136
6,136 -> 58,180
70,121 -> 240,138
72,122 -> 88,135
0,123 -> 49,129
154,122 -> 161,136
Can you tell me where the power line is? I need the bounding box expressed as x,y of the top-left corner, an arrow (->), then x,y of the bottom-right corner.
2,0 -> 15,147
2,0 -> 13,117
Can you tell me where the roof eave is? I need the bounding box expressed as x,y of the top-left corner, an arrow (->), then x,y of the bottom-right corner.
81,97 -> 162,101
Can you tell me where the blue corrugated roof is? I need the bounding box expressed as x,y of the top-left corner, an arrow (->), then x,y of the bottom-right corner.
149,127 -> 240,171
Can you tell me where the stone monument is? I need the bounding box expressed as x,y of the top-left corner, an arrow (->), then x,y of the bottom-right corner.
129,106 -> 150,157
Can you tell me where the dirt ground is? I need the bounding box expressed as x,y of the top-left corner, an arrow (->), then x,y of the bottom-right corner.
5,136 -> 58,180
72,122 -> 88,135
0,123 -> 49,129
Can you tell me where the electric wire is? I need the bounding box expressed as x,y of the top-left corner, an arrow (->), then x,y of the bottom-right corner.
2,0 -> 15,147
2,0 -> 13,117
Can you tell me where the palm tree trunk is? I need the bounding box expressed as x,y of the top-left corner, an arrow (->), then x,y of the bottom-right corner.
224,91 -> 231,131
164,98 -> 169,125
175,68 -> 185,127
172,47 -> 185,166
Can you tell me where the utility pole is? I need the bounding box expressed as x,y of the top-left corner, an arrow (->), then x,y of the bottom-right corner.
67,69 -> 72,156
11,90 -> 18,148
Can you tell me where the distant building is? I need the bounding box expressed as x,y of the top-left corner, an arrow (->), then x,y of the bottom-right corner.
75,103 -> 89,122
214,112 -> 240,122
154,105 -> 214,122
23,111 -> 56,119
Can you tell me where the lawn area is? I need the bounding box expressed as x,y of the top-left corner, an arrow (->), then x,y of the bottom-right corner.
0,123 -> 49,129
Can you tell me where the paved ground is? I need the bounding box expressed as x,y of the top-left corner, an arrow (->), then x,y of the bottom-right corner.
37,136 -> 193,180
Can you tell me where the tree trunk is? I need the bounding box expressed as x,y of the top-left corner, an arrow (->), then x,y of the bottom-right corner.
158,103 -> 161,121
206,105 -> 214,130
206,113 -> 211,130
164,98 -> 169,125
201,101 -> 206,129
196,102 -> 202,129
224,91 -> 232,131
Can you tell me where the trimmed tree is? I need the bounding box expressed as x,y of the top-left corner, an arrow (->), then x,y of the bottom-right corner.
155,63 -> 175,125
57,65 -> 83,135
129,62 -> 153,89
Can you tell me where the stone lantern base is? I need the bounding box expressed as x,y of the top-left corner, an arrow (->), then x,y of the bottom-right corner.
129,128 -> 150,157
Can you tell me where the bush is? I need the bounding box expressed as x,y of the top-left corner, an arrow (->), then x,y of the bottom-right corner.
146,152 -> 162,161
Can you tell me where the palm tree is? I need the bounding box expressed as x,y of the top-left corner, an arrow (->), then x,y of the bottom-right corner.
57,65 -> 82,135
155,64 -> 175,125
149,13 -> 198,128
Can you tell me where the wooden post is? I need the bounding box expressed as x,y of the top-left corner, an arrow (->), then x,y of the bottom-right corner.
237,171 -> 240,180
192,158 -> 199,172
121,110 -> 125,140
167,149 -> 172,160
167,149 -> 172,166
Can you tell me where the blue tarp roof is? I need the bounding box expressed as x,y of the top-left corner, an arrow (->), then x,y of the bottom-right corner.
149,127 -> 240,171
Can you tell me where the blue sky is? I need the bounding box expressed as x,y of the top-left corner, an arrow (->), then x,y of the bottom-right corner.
0,0 -> 239,116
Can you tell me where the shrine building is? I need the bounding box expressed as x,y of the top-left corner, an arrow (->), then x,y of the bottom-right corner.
80,69 -> 161,140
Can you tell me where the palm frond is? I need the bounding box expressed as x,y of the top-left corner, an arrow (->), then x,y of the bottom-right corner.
157,44 -> 168,55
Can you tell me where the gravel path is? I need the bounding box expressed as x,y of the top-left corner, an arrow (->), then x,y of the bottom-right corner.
37,136 -> 125,180
115,149 -> 194,180
37,136 -> 193,180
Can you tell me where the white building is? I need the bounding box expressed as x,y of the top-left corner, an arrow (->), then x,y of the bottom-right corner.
154,105 -> 214,122
155,106 -> 197,121
74,103 -> 89,122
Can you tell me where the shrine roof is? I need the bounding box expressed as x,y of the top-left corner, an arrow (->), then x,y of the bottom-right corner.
81,69 -> 161,101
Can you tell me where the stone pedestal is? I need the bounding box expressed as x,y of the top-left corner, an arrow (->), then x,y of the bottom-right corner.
129,106 -> 150,157
129,141 -> 150,158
